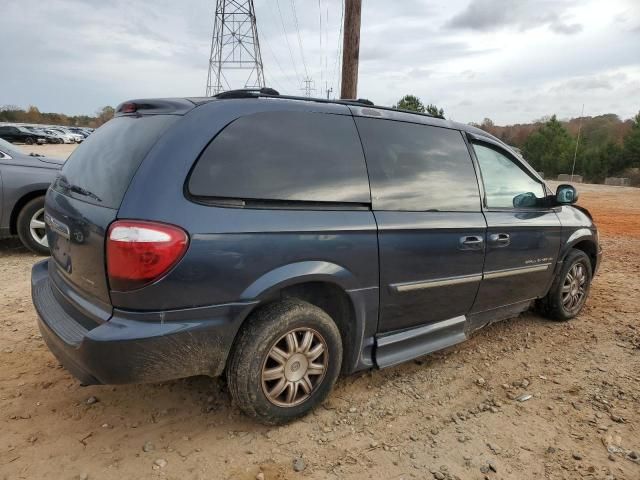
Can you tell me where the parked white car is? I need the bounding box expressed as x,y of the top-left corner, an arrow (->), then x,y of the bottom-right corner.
43,129 -> 74,144
48,127 -> 82,143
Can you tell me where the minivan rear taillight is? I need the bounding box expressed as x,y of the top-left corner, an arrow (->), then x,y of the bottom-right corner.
106,220 -> 189,291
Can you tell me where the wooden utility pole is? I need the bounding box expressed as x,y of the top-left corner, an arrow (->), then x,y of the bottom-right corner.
340,0 -> 362,99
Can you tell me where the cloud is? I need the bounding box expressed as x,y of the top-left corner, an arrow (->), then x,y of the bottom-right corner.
548,72 -> 627,93
550,21 -> 583,35
447,0 -> 583,35
0,0 -> 637,125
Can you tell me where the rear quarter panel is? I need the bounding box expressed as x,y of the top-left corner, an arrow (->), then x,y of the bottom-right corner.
116,99 -> 379,311
0,161 -> 59,233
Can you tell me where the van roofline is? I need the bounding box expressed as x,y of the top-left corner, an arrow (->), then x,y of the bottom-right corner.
202,89 -> 506,143
115,89 -> 505,146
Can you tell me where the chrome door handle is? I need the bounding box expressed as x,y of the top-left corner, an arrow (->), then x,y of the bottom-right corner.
459,235 -> 484,250
489,233 -> 511,247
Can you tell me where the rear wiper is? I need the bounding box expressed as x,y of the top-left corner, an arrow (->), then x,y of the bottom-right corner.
58,177 -> 102,203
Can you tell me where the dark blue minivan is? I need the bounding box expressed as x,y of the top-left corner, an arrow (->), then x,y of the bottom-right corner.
32,89 -> 601,423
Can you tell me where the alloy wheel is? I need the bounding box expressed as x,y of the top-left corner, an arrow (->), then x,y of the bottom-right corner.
261,328 -> 328,407
562,262 -> 587,312
29,208 -> 48,248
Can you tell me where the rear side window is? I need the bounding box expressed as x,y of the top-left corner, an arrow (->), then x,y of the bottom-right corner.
355,118 -> 481,211
188,111 -> 370,204
57,115 -> 178,209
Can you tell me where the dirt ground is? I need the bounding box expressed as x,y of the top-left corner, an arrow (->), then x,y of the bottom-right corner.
17,142 -> 78,160
1,150 -> 638,479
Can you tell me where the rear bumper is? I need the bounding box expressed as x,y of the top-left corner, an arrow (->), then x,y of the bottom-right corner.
31,259 -> 255,385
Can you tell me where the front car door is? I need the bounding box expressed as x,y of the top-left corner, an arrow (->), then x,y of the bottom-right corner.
354,115 -> 487,367
468,138 -> 562,328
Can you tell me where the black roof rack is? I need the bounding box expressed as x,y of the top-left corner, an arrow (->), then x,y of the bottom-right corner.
350,98 -> 375,106
212,88 -> 439,119
214,88 -> 280,99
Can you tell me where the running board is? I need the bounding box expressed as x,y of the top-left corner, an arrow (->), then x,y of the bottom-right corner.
374,316 -> 467,369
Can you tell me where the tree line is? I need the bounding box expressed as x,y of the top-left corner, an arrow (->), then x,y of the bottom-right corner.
475,113 -> 640,183
0,105 -> 115,128
5,97 -> 640,185
395,94 -> 640,184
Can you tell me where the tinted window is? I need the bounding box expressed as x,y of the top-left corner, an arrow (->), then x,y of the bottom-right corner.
188,111 -> 370,204
355,118 -> 481,211
473,144 -> 545,209
56,115 -> 178,209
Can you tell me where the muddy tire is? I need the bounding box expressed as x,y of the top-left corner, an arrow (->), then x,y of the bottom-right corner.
227,299 -> 342,425
539,249 -> 592,321
16,196 -> 49,255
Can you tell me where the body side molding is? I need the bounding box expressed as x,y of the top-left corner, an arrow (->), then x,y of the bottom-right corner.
389,264 -> 551,294
483,263 -> 551,280
390,273 -> 482,293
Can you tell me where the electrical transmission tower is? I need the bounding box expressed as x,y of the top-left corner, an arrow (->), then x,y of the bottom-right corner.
206,0 -> 265,96
301,77 -> 316,97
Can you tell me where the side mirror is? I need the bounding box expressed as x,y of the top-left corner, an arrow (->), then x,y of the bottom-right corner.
513,192 -> 538,208
556,184 -> 578,205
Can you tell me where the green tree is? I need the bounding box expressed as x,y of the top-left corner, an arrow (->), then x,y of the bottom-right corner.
394,94 -> 425,113
393,95 -> 445,119
0,104 -> 106,127
580,142 -> 622,183
622,112 -> 640,168
523,115 -> 574,177
25,105 -> 41,123
96,106 -> 115,125
425,104 -> 445,119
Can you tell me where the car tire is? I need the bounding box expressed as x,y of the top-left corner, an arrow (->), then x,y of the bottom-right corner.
539,249 -> 592,321
227,299 -> 343,425
25,137 -> 34,145
16,196 -> 50,255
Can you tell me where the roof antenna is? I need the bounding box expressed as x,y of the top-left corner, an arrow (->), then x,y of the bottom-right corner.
570,104 -> 584,183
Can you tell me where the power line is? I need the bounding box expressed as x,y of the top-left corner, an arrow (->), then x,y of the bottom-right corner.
325,6 -> 329,96
261,34 -> 299,93
290,0 -> 309,78
274,0 -> 302,86
257,2 -> 300,93
318,0 -> 323,92
331,0 -> 345,96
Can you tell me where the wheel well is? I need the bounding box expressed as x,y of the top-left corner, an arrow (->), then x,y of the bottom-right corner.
571,240 -> 598,274
10,190 -> 47,235
280,282 -> 356,373
238,281 -> 357,374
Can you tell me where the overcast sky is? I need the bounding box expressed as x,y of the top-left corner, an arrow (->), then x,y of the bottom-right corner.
0,0 -> 638,124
